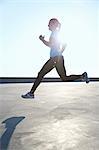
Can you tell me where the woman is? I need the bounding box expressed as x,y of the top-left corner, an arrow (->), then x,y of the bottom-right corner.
22,18 -> 89,99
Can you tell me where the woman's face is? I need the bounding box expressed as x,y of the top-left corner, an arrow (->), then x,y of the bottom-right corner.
48,20 -> 57,31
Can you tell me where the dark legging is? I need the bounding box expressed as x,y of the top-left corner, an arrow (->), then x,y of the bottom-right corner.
30,56 -> 82,93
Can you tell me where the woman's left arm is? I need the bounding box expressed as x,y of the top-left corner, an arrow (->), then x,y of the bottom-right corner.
39,35 -> 52,47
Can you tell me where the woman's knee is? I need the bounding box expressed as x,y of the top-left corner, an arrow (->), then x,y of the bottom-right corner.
60,76 -> 67,81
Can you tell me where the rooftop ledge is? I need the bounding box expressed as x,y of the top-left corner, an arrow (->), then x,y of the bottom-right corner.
0,77 -> 99,83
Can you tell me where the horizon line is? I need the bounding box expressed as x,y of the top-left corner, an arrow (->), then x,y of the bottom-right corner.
0,77 -> 99,84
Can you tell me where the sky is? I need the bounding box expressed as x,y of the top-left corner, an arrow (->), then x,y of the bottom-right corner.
0,0 -> 99,77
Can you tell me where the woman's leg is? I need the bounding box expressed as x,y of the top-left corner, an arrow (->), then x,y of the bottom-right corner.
55,56 -> 83,81
30,58 -> 54,93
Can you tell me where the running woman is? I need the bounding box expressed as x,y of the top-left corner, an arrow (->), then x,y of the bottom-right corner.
22,18 -> 89,99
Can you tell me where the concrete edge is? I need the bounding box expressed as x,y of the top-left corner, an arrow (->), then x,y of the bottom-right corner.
0,77 -> 99,84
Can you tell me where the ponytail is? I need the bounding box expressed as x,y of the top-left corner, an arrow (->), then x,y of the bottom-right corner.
58,22 -> 61,30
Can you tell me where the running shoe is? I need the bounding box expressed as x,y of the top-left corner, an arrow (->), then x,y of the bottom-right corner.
21,92 -> 34,99
82,72 -> 90,83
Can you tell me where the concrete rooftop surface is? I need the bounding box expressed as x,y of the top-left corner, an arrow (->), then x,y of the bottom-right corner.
0,82 -> 99,150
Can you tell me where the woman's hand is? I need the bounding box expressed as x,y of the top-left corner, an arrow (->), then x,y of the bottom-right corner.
39,35 -> 50,47
39,35 -> 45,41
62,43 -> 67,52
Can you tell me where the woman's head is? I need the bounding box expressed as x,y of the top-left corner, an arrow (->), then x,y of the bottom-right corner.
48,18 -> 61,31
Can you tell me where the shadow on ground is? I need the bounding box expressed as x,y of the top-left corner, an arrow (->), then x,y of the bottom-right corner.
0,116 -> 25,150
